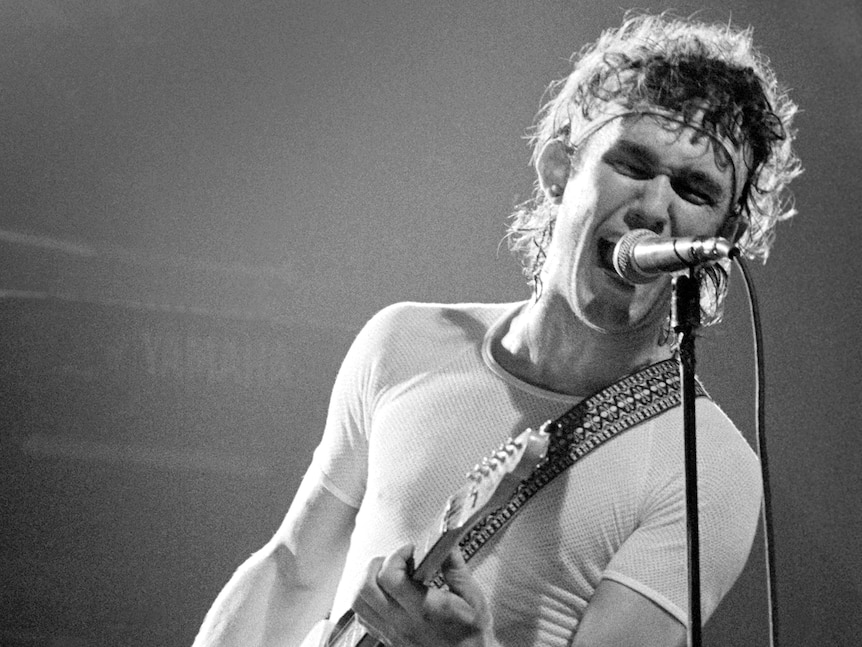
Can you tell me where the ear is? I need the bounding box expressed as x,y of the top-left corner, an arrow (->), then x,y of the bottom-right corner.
535,138 -> 572,202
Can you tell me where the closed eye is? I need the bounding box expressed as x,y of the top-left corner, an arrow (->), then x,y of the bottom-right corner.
603,140 -> 728,209
672,175 -> 722,207
604,151 -> 653,180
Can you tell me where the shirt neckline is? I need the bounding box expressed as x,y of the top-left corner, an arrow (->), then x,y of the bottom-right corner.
481,301 -> 585,405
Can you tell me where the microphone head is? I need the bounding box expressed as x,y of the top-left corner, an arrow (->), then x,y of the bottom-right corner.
612,229 -> 661,284
612,229 -> 737,284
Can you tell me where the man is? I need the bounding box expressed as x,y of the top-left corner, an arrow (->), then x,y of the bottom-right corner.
193,13 -> 801,647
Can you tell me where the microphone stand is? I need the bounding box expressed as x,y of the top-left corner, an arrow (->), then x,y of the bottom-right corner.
672,270 -> 702,647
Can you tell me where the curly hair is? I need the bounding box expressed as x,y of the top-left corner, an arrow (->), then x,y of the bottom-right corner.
508,12 -> 803,287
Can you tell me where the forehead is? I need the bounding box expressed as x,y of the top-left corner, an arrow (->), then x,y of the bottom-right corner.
583,113 -> 748,196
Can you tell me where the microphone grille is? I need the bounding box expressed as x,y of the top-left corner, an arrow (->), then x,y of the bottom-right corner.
613,229 -> 659,283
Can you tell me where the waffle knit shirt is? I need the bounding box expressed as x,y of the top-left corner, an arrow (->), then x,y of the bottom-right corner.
308,301 -> 762,646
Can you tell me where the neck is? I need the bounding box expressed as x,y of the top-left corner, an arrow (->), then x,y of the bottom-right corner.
496,296 -> 673,396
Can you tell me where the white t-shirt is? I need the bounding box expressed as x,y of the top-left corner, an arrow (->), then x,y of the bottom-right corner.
308,301 -> 762,646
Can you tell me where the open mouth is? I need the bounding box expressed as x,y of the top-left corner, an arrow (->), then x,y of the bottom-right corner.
596,237 -> 617,273
596,237 -> 637,291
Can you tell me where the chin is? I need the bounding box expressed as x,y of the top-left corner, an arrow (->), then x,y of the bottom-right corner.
576,280 -> 671,336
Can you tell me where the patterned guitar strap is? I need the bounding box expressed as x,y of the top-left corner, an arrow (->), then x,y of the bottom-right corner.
434,357 -> 709,583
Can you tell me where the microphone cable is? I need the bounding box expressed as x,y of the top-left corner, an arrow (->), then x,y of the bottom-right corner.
735,255 -> 779,647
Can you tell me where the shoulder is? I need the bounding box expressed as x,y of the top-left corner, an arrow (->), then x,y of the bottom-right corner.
694,398 -> 760,476
645,397 -> 762,506
647,397 -> 757,464
338,300 -> 520,395
356,301 -> 519,357
697,399 -> 763,506
363,301 -> 517,336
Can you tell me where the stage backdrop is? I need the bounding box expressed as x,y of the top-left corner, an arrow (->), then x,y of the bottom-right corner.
1,1 -> 860,645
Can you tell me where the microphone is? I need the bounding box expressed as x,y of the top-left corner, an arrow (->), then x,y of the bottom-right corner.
612,229 -> 737,284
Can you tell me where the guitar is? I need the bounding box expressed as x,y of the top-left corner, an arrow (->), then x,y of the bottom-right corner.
300,424 -> 552,647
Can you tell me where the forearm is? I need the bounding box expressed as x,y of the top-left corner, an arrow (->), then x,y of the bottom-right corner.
192,543 -> 339,647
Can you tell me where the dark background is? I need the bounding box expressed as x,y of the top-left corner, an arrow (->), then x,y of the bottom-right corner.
1,1 -> 860,645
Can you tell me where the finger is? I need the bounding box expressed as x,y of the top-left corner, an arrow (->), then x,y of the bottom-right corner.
376,544 -> 465,633
439,548 -> 490,626
378,543 -> 416,581
354,556 -> 398,613
375,544 -> 426,607
354,586 -> 426,647
352,556 -> 401,645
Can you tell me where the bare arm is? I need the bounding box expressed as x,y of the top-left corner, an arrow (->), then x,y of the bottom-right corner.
192,474 -> 358,647
571,579 -> 686,647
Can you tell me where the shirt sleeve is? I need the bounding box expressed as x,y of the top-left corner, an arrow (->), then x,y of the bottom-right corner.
602,400 -> 763,625
306,304 -> 414,509
305,307 -> 395,509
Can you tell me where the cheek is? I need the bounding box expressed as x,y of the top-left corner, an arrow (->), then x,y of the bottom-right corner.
591,167 -> 647,219
671,206 -> 730,238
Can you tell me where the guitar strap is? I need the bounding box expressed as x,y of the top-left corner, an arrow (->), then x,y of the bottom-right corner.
320,358 -> 710,645
452,357 -> 709,570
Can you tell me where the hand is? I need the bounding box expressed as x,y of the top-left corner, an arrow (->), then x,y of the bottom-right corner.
352,544 -> 496,647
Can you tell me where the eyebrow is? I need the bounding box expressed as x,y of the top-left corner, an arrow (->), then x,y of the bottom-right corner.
613,139 -> 728,200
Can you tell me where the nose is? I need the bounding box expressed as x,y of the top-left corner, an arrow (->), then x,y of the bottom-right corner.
624,176 -> 672,235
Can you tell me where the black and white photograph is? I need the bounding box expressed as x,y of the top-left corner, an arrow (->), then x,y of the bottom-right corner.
2,1 -> 860,645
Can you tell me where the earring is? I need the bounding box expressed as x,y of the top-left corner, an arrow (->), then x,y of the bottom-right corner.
549,183 -> 564,199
